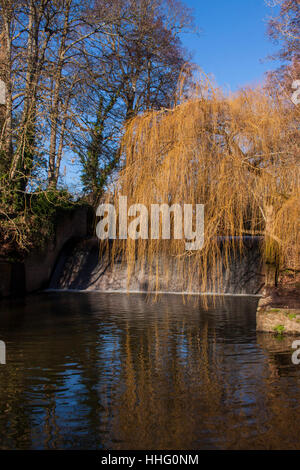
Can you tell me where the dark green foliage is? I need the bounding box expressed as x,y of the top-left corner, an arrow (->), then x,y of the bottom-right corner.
0,187 -> 80,260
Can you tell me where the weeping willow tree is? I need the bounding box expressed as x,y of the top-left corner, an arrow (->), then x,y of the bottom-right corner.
104,70 -> 299,293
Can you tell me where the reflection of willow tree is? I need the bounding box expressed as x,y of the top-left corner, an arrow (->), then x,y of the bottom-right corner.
1,294 -> 300,449
105,298 -> 239,449
101,295 -> 300,450
108,70 -> 299,291
110,313 -> 218,449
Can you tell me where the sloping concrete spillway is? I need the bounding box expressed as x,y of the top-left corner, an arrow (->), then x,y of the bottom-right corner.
49,237 -> 264,295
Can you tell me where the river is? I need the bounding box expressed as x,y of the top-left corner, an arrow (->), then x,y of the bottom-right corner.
0,292 -> 299,449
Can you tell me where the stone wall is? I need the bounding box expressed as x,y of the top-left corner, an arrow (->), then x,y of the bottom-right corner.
0,206 -> 90,298
50,236 -> 265,295
0,262 -> 25,298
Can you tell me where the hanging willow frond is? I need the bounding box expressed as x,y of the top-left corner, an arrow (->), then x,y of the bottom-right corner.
103,70 -> 300,293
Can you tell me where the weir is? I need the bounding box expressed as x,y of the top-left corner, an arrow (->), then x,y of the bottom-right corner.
49,236 -> 264,295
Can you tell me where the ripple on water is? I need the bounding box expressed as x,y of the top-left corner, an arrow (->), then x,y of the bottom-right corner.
0,292 -> 299,449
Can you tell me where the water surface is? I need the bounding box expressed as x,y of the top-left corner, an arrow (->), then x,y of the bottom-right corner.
0,292 -> 299,450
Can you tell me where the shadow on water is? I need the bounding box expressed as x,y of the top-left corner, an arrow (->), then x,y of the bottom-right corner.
0,292 -> 299,449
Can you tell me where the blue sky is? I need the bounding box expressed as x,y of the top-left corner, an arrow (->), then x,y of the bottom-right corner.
180,0 -> 280,91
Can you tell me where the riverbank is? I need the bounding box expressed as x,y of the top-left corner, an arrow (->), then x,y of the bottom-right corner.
257,282 -> 300,335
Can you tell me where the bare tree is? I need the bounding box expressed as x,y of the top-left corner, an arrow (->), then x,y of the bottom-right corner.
76,0 -> 193,203
266,0 -> 300,92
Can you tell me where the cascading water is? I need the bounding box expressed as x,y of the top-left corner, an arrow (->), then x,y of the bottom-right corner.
49,236 -> 264,295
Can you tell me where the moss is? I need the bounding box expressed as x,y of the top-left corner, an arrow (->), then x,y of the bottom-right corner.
273,324 -> 285,334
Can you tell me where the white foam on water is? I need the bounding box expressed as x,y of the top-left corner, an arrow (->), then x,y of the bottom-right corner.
45,288 -> 261,297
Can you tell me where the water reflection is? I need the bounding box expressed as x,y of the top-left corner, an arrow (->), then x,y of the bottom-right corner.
0,293 -> 299,449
